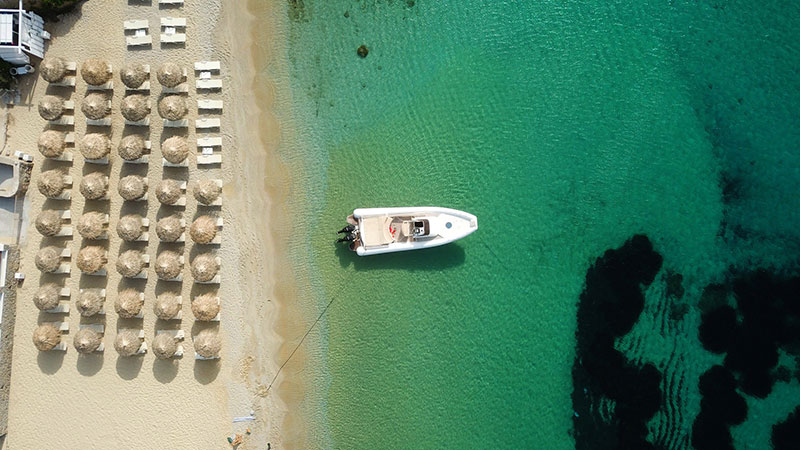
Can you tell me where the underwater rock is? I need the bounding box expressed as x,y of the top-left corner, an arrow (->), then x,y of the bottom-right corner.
357,45 -> 369,58
772,405 -> 800,450
699,305 -> 737,353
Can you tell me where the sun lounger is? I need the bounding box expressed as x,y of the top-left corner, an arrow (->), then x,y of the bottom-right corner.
194,61 -> 220,72
85,156 -> 109,165
87,81 -> 113,91
50,176 -> 72,200
48,152 -> 73,163
162,157 -> 188,168
125,118 -> 150,127
161,31 -> 186,44
195,118 -> 220,129
162,84 -> 189,94
50,77 -> 76,87
45,302 -> 70,313
124,19 -> 148,30
59,287 -> 71,298
197,136 -> 222,147
86,118 -> 111,127
163,119 -> 189,128
127,35 -> 152,47
196,79 -> 222,90
49,116 -> 74,126
197,153 -> 222,166
159,0 -> 184,5
51,210 -> 73,237
197,99 -> 223,111
161,17 -> 187,27
195,352 -> 219,360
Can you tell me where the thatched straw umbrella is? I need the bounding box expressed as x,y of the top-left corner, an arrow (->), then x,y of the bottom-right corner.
35,210 -> 62,237
118,175 -> 147,201
73,328 -> 102,354
152,333 -> 179,359
38,170 -> 67,198
37,130 -> 66,158
33,284 -> 61,311
79,133 -> 111,160
115,289 -> 144,318
40,56 -> 67,83
193,330 -> 221,358
192,294 -> 220,321
118,134 -> 147,161
117,215 -> 144,241
155,250 -> 183,280
81,58 -> 112,85
77,246 -> 107,274
154,292 -> 181,320
38,95 -> 64,120
157,62 -> 183,87
158,95 -> 187,121
121,94 -> 150,122
191,254 -> 219,282
121,63 -> 148,89
190,215 -> 218,244
161,136 -> 189,164
115,330 -> 142,357
33,324 -> 61,351
35,246 -> 62,273
116,250 -> 145,278
77,212 -> 106,240
156,216 -> 183,242
81,93 -> 110,120
80,172 -> 109,200
77,289 -> 104,317
156,179 -> 182,205
193,180 -> 221,205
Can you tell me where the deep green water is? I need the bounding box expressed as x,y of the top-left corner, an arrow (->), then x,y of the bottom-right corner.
279,1 -> 800,448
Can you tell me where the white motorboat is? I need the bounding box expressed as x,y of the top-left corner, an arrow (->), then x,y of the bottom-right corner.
337,207 -> 478,256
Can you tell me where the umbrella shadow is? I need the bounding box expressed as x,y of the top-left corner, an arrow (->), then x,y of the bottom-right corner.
37,351 -> 64,374
153,358 -> 179,383
193,359 -> 221,385
334,241 -> 466,271
76,353 -> 103,376
116,355 -> 144,380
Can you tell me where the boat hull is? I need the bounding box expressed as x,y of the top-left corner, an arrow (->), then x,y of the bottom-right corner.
352,207 -> 478,256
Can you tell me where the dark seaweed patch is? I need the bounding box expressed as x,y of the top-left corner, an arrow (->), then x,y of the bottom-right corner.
772,406 -> 800,450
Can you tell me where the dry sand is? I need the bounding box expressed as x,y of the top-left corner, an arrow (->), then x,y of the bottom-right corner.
3,1 -> 301,448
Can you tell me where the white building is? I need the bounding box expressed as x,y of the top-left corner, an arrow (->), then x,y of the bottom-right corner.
0,0 -> 46,65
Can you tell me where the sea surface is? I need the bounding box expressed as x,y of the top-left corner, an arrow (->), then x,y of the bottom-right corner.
274,1 -> 800,448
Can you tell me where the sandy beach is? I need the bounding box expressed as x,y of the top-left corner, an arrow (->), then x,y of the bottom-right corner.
2,0 -> 303,448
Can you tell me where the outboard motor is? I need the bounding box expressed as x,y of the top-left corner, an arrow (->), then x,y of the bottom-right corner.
337,224 -> 356,234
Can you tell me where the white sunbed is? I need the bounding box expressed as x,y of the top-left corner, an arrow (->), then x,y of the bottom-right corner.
125,118 -> 150,127
48,116 -> 74,126
45,302 -> 70,314
127,35 -> 152,47
50,77 -> 76,87
194,61 -> 220,72
161,17 -> 187,27
161,32 -> 186,44
87,81 -> 113,91
162,84 -> 189,94
159,0 -> 184,5
163,119 -> 189,128
86,118 -> 111,127
197,153 -> 222,165
124,19 -> 149,30
197,99 -> 223,111
49,151 -> 73,163
195,118 -> 220,129
197,136 -> 222,147
162,157 -> 188,168
196,79 -> 222,90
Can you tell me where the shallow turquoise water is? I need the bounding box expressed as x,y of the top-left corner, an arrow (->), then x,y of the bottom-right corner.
280,1 -> 800,448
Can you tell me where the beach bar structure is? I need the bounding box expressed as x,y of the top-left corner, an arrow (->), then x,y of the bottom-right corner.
0,1 -> 47,64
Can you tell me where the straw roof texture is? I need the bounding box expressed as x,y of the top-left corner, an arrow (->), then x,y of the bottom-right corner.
161,136 -> 189,163
35,246 -> 62,273
156,179 -> 182,205
35,210 -> 62,237
121,94 -> 150,122
157,95 -> 187,121
118,175 -> 147,201
33,324 -> 61,351
79,133 -> 111,160
191,254 -> 219,282
38,170 -> 66,198
40,57 -> 66,83
156,62 -> 183,87
38,95 -> 64,120
190,215 -> 217,244
37,130 -> 66,157
81,58 -> 112,85
115,289 -> 144,318
154,292 -> 181,320
80,172 -> 109,200
73,328 -> 102,354
193,180 -> 221,205
115,330 -> 141,357
192,294 -> 220,321
117,215 -> 144,241
116,250 -> 145,278
33,284 -> 61,311
193,330 -> 221,358
76,246 -> 107,274
77,212 -> 106,239
81,93 -> 110,120
120,63 -> 148,88
155,250 -> 183,280
118,134 -> 147,160
77,289 -> 105,317
152,333 -> 178,359
156,216 -> 183,242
